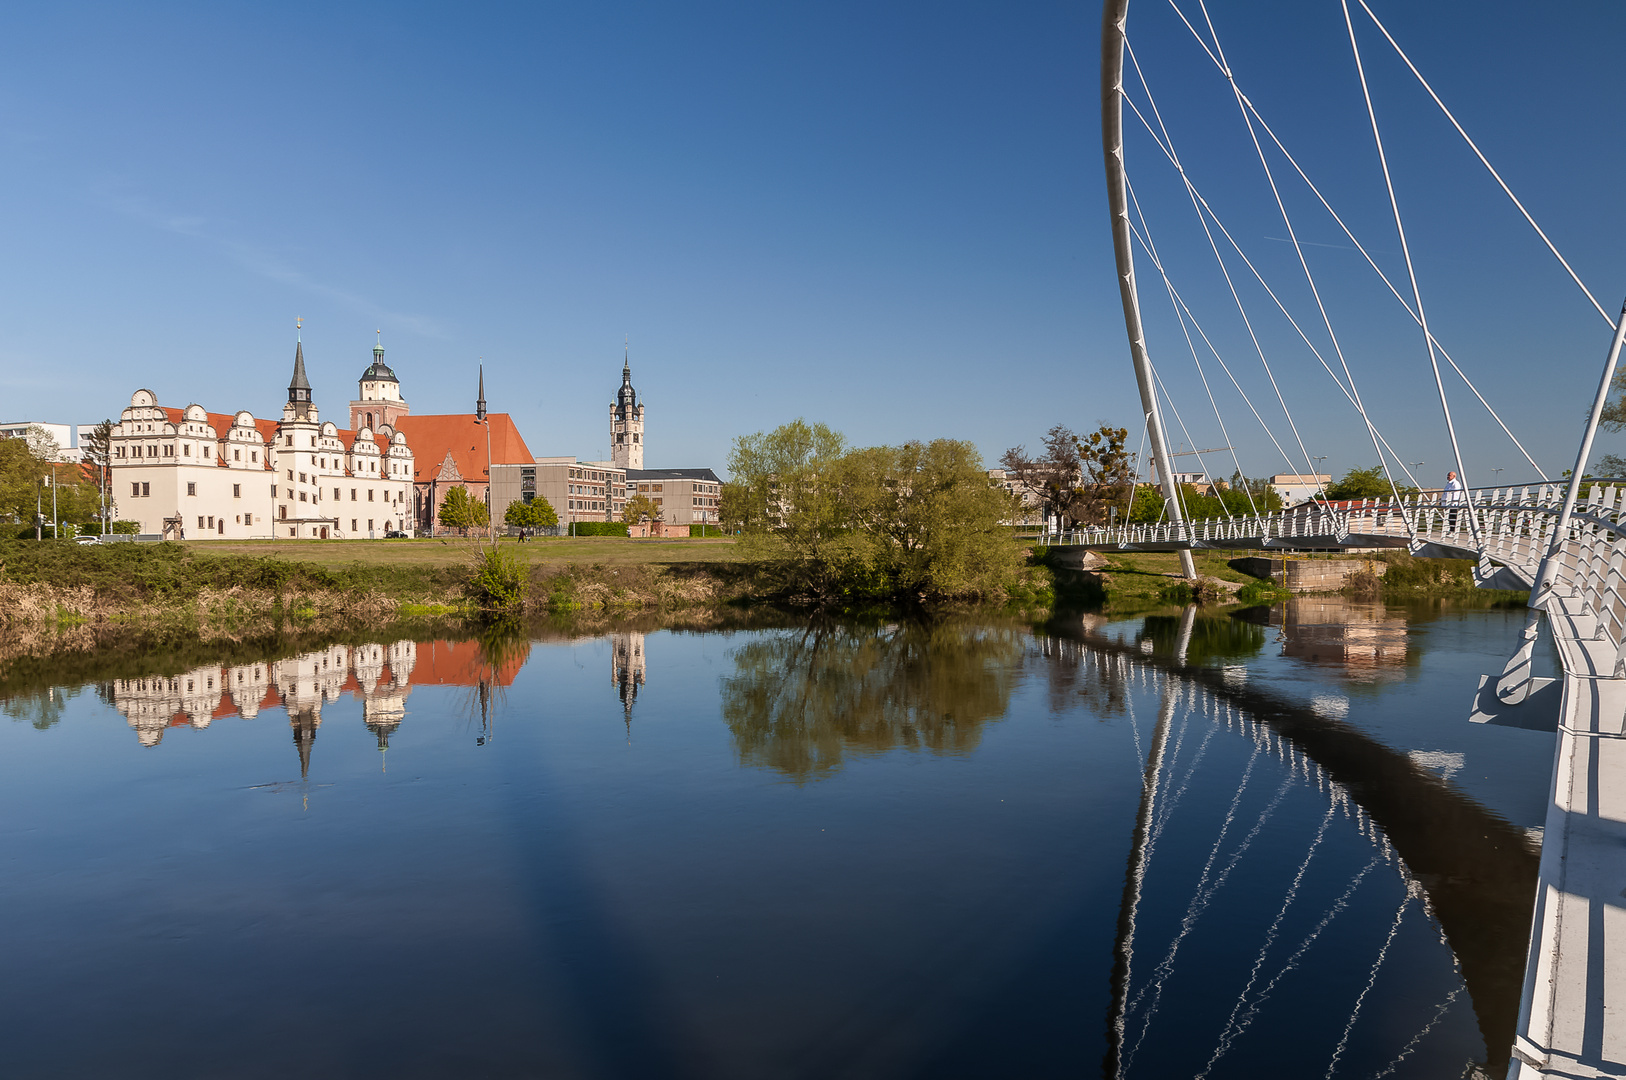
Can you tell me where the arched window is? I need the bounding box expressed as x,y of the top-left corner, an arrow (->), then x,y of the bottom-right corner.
366,412 -> 374,430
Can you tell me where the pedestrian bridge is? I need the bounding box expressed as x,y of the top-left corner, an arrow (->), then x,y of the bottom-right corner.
1045,482 -> 1607,597
1052,483 -> 1626,1078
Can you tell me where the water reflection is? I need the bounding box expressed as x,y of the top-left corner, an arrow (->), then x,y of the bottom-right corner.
1229,596 -> 1412,683
105,636 -> 531,772
720,618 -> 1026,781
1139,608 -> 1267,664
0,611 -> 1545,1077
1043,619 -> 1537,1077
2,686 -> 81,730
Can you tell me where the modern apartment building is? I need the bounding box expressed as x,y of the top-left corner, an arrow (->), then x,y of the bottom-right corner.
624,468 -> 722,527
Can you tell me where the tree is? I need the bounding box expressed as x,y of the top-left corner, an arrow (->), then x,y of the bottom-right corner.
1000,424 -> 1084,528
730,420 -> 1025,602
23,425 -> 61,463
1326,466 -> 1403,501
438,485 -> 488,534
82,419 -> 114,528
0,435 -> 47,525
1076,424 -> 1136,524
718,482 -> 749,532
1001,423 -> 1139,528
504,496 -> 558,531
727,419 -> 849,537
621,493 -> 661,525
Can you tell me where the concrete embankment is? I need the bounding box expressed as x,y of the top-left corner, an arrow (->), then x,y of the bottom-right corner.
1230,555 -> 1388,593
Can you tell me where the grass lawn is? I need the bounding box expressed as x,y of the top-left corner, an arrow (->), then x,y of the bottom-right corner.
182,536 -> 745,571
1093,551 -> 1259,583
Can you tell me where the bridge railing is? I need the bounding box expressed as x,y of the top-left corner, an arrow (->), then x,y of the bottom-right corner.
1043,482 -> 1626,675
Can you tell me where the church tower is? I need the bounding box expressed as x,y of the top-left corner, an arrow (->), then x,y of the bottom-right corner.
610,345 -> 644,470
350,333 -> 411,434
282,328 -> 319,426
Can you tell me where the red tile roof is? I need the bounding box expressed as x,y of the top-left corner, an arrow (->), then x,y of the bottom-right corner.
393,413 -> 533,483
411,640 -> 525,687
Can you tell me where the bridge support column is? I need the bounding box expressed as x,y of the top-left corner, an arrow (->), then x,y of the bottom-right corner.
1103,0 -> 1198,582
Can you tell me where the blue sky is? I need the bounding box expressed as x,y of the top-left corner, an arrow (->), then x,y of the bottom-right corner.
2,1 -> 1623,485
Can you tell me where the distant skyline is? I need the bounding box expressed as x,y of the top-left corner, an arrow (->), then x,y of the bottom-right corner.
4,2 -> 1626,484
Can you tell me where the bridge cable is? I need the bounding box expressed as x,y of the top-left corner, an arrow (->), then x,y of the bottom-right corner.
1123,739 -> 1266,1068
1195,0 -> 1411,525
1325,886 -> 1411,1079
1152,9 -> 1550,481
1120,69 -> 1428,494
1123,208 -> 1312,489
1125,758 -> 1294,1071
1151,366 -> 1233,521
1368,984 -> 1464,1079
1126,211 -> 1427,503
1118,49 -> 1330,506
1197,800 -> 1340,1079
1356,0 -> 1613,331
1218,855 -> 1384,1057
1127,178 -> 1258,515
1345,0 -> 1478,540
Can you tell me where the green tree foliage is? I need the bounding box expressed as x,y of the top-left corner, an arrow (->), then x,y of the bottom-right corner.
504,496 -> 558,531
437,486 -> 489,533
728,419 -> 848,535
1325,466 -> 1415,501
729,420 -> 1024,602
720,619 -> 1026,781
0,432 -> 102,529
718,482 -> 748,531
466,547 -> 526,610
621,493 -> 661,524
0,436 -> 47,524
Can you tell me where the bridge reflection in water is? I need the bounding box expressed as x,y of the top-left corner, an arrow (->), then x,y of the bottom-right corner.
1044,606 -> 1537,1079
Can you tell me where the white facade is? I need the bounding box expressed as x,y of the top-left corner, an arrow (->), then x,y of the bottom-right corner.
1269,473 -> 1332,507
108,342 -> 417,539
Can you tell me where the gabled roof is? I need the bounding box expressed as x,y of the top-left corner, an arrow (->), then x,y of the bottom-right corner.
394,413 -> 533,483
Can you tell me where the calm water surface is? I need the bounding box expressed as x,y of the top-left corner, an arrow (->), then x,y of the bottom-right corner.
0,601 -> 1554,1078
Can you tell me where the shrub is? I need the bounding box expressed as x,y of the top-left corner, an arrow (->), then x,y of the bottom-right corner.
690,524 -> 725,537
569,521 -> 629,537
467,547 -> 526,610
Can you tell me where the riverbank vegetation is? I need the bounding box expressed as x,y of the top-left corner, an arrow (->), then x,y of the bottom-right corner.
0,537 -> 758,628
723,421 -> 1044,604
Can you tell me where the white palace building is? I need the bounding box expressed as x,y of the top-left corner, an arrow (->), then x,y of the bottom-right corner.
111,337 -> 416,539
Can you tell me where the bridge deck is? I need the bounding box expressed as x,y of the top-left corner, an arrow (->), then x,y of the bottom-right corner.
1515,592 -> 1626,1078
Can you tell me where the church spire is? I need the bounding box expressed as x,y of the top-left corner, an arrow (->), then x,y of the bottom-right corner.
476,364 -> 487,421
288,319 -> 313,419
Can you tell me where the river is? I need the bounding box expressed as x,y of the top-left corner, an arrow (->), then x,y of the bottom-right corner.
0,598 -> 1554,1079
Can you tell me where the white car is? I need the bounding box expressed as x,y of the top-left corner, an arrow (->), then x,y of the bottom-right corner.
72,535 -> 99,545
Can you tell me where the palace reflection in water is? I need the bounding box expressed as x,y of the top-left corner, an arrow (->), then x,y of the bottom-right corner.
107,639 -> 532,773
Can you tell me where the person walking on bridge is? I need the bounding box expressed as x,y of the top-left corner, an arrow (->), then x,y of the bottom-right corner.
1443,470 -> 1465,531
